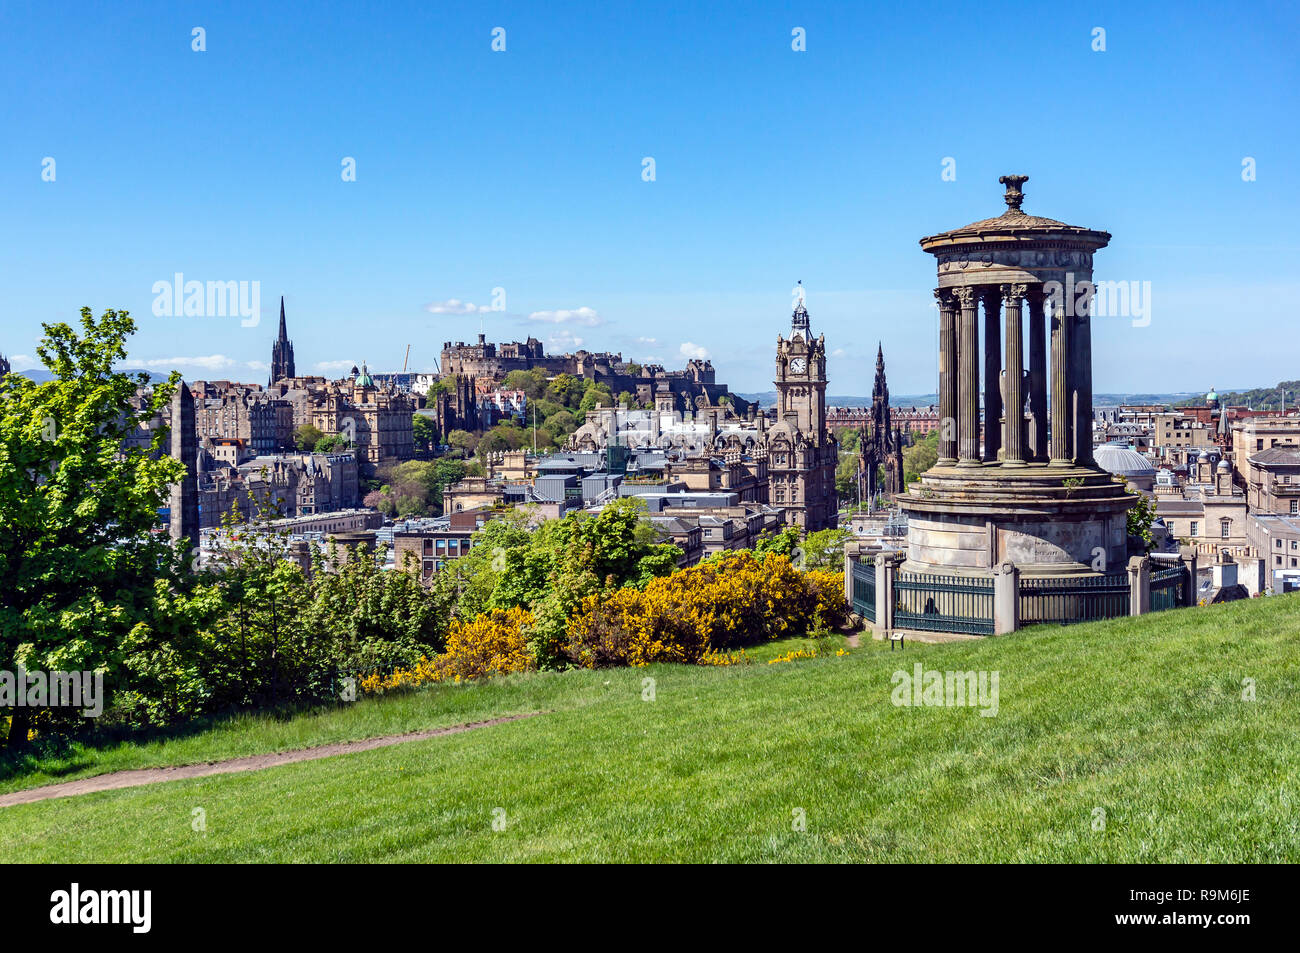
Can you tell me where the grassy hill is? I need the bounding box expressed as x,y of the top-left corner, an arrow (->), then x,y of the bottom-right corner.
0,600 -> 1297,862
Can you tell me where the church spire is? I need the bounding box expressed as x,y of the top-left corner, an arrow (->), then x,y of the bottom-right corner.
269,296 -> 296,385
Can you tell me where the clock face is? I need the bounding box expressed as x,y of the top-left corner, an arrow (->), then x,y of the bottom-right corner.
790,358 -> 807,374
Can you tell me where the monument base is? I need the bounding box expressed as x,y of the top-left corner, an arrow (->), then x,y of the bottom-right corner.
897,462 -> 1135,576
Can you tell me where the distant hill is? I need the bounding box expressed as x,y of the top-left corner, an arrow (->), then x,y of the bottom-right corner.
1174,381 -> 1299,412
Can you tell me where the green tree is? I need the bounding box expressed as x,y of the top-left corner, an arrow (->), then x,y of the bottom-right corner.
903,430 -> 940,484
502,368 -> 548,400
293,424 -> 325,451
802,528 -> 850,571
547,373 -> 582,408
1124,480 -> 1156,552
0,308 -> 186,746
446,429 -> 478,455
751,526 -> 801,558
412,414 -> 438,451
578,383 -> 614,414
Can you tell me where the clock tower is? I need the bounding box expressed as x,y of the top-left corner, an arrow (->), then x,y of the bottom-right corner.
775,299 -> 827,441
768,296 -> 837,531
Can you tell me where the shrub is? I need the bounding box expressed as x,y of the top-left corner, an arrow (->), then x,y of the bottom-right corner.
563,551 -> 850,668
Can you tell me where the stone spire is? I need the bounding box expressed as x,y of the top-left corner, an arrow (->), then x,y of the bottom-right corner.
269,296 -> 296,386
168,381 -> 200,561
791,281 -> 810,338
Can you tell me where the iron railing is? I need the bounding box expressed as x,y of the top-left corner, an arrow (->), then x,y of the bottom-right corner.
1018,571 -> 1129,625
851,559 -> 876,623
1150,565 -> 1187,612
894,571 -> 995,635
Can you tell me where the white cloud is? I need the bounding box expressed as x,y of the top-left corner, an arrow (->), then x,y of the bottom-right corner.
315,360 -> 357,373
636,336 -> 657,345
425,298 -> 495,315
5,353 -> 36,370
546,330 -> 585,351
679,342 -> 710,360
528,307 -> 603,327
831,348 -> 846,358
246,360 -> 269,371
144,355 -> 236,371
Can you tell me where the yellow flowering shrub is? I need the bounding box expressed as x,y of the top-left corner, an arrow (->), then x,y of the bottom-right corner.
362,607 -> 535,693
564,551 -> 850,668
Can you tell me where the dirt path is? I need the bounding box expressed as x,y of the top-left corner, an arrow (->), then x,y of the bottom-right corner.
0,712 -> 543,810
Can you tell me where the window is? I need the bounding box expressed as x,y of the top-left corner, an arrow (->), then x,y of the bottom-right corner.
1277,555 -> 1283,566
1292,500 -> 1299,516
1276,538 -> 1283,548
1190,521 -> 1199,536
1220,518 -> 1231,539
1257,439 -> 1264,450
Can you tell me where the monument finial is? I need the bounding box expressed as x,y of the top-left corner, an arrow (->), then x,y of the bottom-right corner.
999,174 -> 1029,212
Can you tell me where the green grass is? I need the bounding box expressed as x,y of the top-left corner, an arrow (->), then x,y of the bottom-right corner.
2,596 -> 1299,862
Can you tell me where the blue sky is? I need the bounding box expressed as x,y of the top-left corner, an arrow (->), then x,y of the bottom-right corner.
2,0 -> 1297,396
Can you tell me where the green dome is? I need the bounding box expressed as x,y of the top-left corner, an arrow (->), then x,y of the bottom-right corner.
1206,389 -> 1218,401
356,362 -> 374,388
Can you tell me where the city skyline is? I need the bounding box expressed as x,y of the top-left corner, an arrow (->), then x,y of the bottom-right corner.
2,1 -> 1297,394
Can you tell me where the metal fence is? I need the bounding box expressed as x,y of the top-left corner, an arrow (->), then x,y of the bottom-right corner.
851,559 -> 876,623
1018,572 -> 1129,625
1150,565 -> 1187,612
895,571 -> 995,635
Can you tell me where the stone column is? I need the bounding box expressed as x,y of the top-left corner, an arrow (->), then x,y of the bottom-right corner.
872,551 -> 895,638
1179,544 -> 1198,606
994,560 -> 1020,634
955,286 -> 980,466
1074,293 -> 1095,467
1027,288 -> 1048,462
1001,283 -> 1027,466
936,289 -> 957,466
1128,555 -> 1151,615
1049,293 -> 1071,465
981,288 -> 1002,463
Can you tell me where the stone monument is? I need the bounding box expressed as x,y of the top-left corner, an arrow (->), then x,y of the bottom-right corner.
898,175 -> 1134,576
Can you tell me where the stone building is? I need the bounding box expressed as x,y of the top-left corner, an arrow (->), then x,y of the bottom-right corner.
440,332 -> 751,416
307,364 -> 414,472
192,381 -> 294,453
566,298 -> 839,532
1243,445 -> 1300,516
197,451 -> 359,528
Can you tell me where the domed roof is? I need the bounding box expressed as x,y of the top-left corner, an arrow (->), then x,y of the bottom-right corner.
1217,458 -> 1231,470
355,362 -> 374,388
1095,442 -> 1155,477
920,175 -> 1111,248
1207,389 -> 1218,401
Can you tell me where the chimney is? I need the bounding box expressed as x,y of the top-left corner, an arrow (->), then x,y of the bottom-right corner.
1212,551 -> 1238,589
